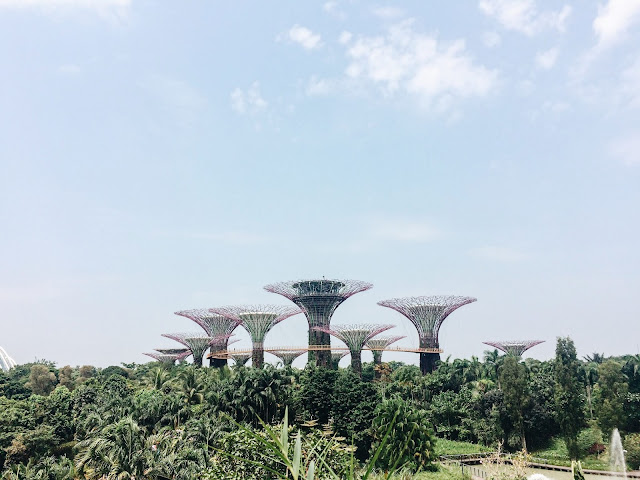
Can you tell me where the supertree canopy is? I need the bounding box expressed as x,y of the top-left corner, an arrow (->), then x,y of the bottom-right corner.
161,332 -> 222,367
264,279 -> 373,367
313,324 -> 394,376
175,309 -> 242,367
366,335 -> 406,365
270,349 -> 307,368
483,340 -> 545,357
229,351 -> 252,366
210,305 -> 301,369
155,348 -> 190,356
378,295 -> 477,374
143,352 -> 186,365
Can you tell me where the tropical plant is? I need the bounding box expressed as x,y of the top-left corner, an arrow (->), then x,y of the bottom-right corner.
369,396 -> 436,472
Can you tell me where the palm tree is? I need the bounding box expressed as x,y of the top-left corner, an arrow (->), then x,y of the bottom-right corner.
75,416 -> 148,480
176,367 -> 205,405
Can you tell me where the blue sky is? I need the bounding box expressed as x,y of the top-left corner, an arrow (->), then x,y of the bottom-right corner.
1,0 -> 639,368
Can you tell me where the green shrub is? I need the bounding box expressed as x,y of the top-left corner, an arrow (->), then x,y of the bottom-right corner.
624,433 -> 640,470
369,396 -> 436,473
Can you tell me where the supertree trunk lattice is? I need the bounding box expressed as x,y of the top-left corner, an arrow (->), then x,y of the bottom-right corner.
264,279 -> 373,367
482,340 -> 544,358
175,309 -> 242,368
161,332 -> 226,367
313,324 -> 394,376
270,350 -> 307,368
210,305 -> 301,369
331,351 -> 349,369
378,295 -> 477,374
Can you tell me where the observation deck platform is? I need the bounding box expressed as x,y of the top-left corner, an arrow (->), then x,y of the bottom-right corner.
208,345 -> 443,359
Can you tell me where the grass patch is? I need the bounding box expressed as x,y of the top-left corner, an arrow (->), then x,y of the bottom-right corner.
531,436 -> 610,471
369,463 -> 470,480
435,438 -> 491,456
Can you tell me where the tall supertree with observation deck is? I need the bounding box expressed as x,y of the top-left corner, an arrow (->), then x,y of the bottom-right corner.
264,279 -> 373,367
313,324 -> 394,376
270,349 -> 307,368
378,295 -> 477,374
175,309 -> 242,367
162,332 -> 226,367
210,305 -> 301,369
366,335 -> 406,366
483,340 -> 544,357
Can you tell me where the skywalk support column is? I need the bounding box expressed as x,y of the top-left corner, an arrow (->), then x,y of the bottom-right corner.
264,279 -> 373,368
378,296 -> 477,375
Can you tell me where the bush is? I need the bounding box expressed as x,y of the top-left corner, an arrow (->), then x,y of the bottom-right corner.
624,433 -> 640,470
370,396 -> 436,473
577,422 -> 604,457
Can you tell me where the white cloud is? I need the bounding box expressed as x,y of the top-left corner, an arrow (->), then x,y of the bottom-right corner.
470,246 -> 527,262
339,31 -> 353,44
372,6 -> 405,19
535,47 -> 559,70
323,1 -> 346,20
231,82 -> 268,115
288,25 -> 323,50
306,76 -> 332,96
344,20 -> 497,110
479,0 -> 571,36
610,133 -> 640,166
482,31 -> 502,48
593,0 -> 640,51
369,217 -> 440,243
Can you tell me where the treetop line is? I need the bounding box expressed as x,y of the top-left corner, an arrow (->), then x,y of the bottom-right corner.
147,278 -> 544,375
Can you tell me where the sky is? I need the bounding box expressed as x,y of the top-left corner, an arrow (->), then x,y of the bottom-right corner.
0,0 -> 639,368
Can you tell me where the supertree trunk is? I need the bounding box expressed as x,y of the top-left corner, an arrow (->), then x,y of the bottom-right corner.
372,351 -> 382,365
253,343 -> 264,369
420,337 -> 440,374
210,357 -> 227,368
350,350 -> 362,376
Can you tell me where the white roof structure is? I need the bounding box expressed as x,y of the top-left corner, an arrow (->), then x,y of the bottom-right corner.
0,347 -> 16,372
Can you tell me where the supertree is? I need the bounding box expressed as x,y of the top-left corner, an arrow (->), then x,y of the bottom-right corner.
155,348 -> 190,356
155,348 -> 191,364
161,332 -> 224,367
270,349 -> 306,368
366,335 -> 406,366
331,350 -> 349,369
210,305 -> 301,369
264,279 -> 373,367
482,340 -> 545,357
143,352 -> 185,365
378,295 -> 477,374
175,309 -> 242,367
229,351 -> 252,366
313,324 -> 394,376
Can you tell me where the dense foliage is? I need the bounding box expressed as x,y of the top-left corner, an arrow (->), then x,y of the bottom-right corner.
0,337 -> 639,477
